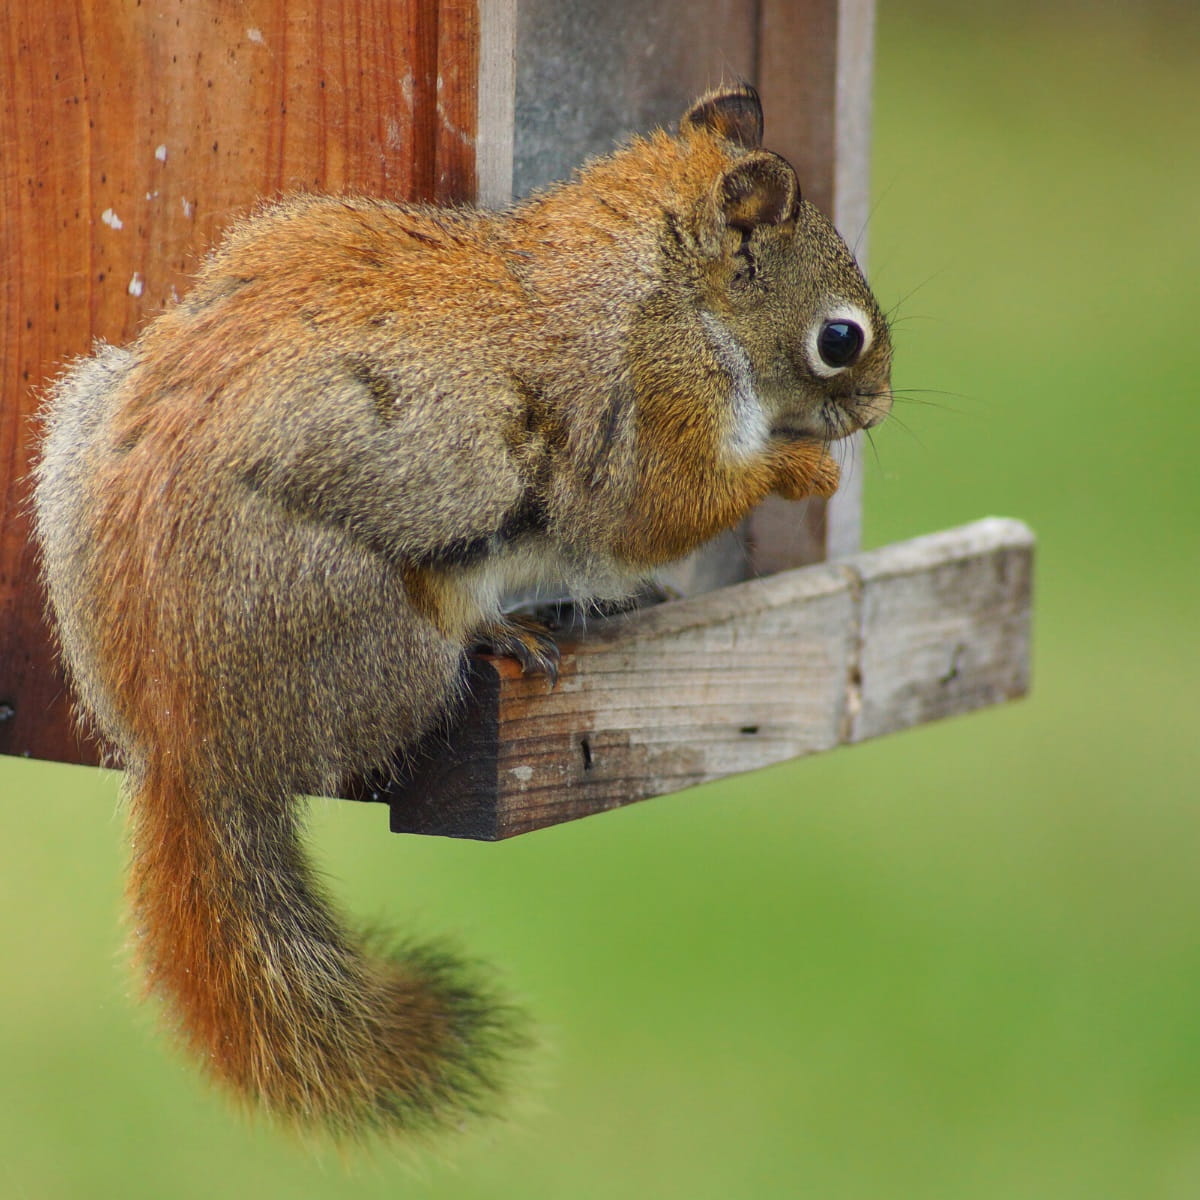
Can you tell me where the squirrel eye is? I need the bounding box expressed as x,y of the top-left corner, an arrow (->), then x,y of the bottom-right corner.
817,320 -> 865,369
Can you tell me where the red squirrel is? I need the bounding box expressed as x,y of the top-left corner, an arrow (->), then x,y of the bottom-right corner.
33,85 -> 892,1138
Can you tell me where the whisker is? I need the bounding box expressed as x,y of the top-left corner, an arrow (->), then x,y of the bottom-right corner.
885,313 -> 940,330
849,172 -> 905,260
873,410 -> 926,450
861,426 -> 884,471
884,267 -> 950,323
888,388 -> 974,416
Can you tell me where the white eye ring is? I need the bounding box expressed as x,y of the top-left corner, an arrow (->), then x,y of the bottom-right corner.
807,302 -> 875,378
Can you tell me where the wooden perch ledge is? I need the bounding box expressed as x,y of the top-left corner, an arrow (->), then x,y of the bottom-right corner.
354,517 -> 1035,840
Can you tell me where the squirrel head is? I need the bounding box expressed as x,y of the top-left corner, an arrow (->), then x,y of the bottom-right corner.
675,84 -> 893,444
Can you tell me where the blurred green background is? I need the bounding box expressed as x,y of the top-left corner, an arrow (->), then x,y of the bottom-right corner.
3,2 -> 1199,1196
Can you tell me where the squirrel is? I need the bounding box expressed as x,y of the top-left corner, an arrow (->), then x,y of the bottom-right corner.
32,84 -> 892,1139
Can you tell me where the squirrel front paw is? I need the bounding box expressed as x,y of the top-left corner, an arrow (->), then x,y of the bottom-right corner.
771,441 -> 841,501
472,614 -> 561,686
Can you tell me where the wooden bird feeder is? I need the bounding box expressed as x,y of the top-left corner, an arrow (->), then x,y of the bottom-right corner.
0,0 -> 1034,837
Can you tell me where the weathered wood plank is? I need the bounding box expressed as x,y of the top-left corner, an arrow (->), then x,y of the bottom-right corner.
373,517 -> 1035,839
851,518 -> 1034,740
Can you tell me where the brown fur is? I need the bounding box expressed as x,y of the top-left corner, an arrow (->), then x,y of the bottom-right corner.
32,85 -> 892,1139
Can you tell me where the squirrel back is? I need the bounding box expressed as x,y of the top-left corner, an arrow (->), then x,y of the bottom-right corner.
33,84 -> 891,1138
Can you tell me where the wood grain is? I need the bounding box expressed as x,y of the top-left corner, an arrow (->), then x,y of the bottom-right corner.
370,518 -> 1034,839
750,0 -> 877,572
0,0 -> 479,762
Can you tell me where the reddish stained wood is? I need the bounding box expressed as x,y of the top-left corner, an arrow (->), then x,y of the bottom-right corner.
758,0 -> 839,224
751,0 -> 877,573
0,0 -> 479,763
434,0 -> 480,203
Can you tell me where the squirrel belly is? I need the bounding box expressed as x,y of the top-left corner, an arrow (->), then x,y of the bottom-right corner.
32,83 -> 892,1139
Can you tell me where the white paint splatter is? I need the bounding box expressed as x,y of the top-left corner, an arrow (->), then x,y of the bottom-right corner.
101,207 -> 123,230
145,190 -> 159,201
436,101 -> 476,149
155,143 -> 168,162
509,765 -> 534,783
246,27 -> 264,44
181,197 -> 195,218
127,272 -> 144,297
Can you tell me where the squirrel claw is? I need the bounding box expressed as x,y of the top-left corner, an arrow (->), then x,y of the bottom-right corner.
473,615 -> 561,687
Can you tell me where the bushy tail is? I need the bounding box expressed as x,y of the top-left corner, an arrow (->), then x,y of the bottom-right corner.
125,757 -> 523,1139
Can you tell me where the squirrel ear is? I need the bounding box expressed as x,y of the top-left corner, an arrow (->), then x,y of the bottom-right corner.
714,151 -> 800,233
681,84 -> 764,149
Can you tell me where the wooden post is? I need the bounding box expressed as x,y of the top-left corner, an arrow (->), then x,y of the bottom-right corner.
0,0 -> 478,762
749,0 -> 877,570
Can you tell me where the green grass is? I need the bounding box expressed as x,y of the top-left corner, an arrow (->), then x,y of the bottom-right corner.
4,4 -> 1199,1196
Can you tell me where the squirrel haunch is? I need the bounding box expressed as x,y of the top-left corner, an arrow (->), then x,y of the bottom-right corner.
33,84 -> 892,1138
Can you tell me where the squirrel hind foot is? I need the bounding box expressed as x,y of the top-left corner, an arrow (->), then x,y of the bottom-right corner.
472,614 -> 561,687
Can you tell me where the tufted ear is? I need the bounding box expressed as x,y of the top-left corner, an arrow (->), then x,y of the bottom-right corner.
681,84 -> 763,149
713,150 -> 800,233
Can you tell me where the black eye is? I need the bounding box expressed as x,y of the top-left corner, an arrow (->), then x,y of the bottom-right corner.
817,320 -> 865,369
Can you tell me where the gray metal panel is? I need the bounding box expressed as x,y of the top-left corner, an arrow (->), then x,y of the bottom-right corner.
512,0 -> 757,197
